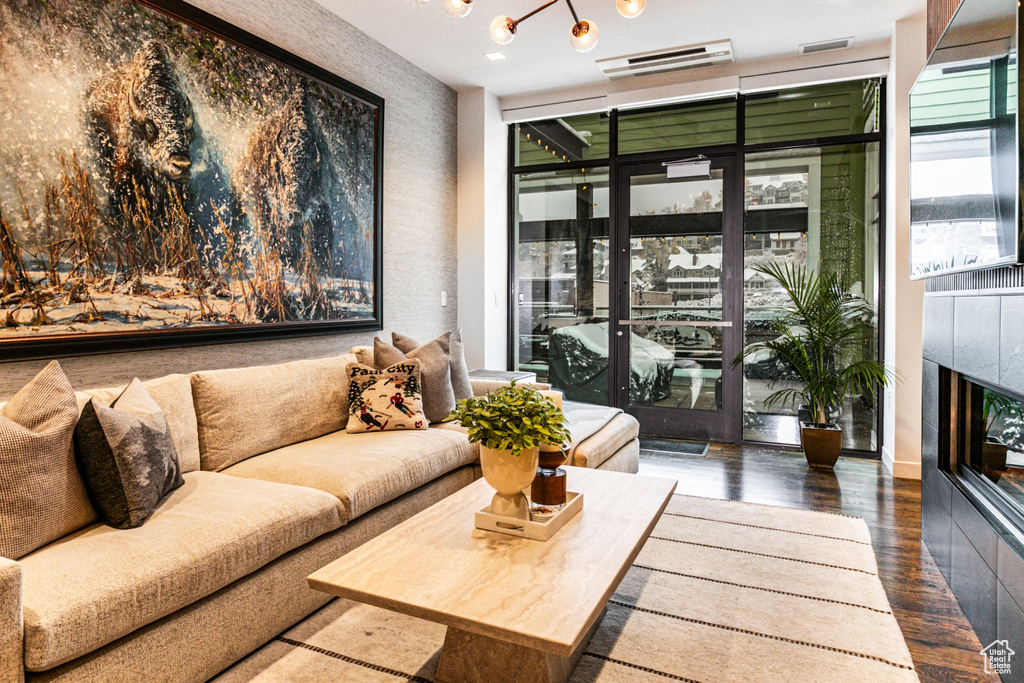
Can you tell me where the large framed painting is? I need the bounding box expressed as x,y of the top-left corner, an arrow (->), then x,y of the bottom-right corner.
0,0 -> 383,361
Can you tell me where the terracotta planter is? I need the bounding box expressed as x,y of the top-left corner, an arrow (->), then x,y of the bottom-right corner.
479,444 -> 539,520
800,422 -> 843,468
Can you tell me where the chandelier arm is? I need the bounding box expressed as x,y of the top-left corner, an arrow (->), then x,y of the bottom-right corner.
515,0 -> 559,26
564,0 -> 581,25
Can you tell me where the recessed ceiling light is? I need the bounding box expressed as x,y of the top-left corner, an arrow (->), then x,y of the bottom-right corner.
484,51 -> 507,61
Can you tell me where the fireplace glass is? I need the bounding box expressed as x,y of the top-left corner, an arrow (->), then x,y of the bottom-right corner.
963,380 -> 1024,515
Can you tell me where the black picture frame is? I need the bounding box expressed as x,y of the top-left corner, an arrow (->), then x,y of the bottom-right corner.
0,0 -> 384,362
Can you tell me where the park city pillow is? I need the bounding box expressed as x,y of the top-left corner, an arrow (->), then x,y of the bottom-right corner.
0,361 -> 97,560
345,361 -> 428,434
373,334 -> 455,423
393,328 -> 473,401
75,378 -> 184,529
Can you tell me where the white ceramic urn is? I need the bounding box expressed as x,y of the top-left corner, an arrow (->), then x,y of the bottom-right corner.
479,444 -> 540,520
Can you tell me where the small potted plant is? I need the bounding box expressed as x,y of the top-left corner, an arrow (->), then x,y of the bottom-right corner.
734,262 -> 895,468
448,382 -> 571,519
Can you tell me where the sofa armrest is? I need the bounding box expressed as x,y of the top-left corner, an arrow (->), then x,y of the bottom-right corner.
0,558 -> 22,683
469,379 -> 551,397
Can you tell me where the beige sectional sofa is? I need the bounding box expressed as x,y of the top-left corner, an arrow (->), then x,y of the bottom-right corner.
0,353 -> 639,682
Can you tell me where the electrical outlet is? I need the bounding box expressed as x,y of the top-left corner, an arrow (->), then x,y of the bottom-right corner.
441,291 -> 447,307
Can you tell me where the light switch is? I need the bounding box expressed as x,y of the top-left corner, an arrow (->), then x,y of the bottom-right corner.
441,291 -> 447,307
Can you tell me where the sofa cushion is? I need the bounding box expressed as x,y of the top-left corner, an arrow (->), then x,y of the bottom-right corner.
571,413 -> 641,469
470,379 -> 551,396
19,470 -> 340,671
222,428 -> 478,524
373,335 -> 455,423
191,355 -> 355,472
596,439 -> 640,473
0,361 -> 97,561
75,379 -> 184,529
80,373 -> 201,474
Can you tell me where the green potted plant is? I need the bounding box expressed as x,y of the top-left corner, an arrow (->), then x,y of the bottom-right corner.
734,262 -> 894,468
448,382 -> 571,519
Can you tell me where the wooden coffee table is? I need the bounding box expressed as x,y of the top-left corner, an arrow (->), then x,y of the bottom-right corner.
307,466 -> 676,683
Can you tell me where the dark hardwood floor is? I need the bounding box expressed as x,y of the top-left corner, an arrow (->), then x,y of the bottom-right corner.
638,443 -> 1000,683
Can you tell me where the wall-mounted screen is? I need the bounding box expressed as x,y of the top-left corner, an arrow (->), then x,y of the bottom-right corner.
909,0 -> 1020,279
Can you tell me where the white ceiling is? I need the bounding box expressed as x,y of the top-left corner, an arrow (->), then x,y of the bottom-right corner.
317,0 -> 925,98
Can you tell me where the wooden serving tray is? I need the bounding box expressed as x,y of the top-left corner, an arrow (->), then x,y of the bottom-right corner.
474,492 -> 583,541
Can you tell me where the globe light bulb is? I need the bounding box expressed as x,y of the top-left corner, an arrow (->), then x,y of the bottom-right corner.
443,0 -> 473,18
490,15 -> 517,44
616,0 -> 645,18
569,20 -> 598,52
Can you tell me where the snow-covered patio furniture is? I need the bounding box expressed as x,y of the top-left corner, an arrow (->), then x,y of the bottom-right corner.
548,322 -> 679,405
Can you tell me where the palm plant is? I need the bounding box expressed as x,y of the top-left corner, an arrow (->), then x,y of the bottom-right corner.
983,389 -> 1024,439
734,262 -> 893,426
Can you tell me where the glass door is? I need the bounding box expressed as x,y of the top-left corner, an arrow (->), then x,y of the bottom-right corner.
613,158 -> 742,442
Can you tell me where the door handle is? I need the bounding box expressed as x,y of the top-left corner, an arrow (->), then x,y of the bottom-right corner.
618,320 -> 733,328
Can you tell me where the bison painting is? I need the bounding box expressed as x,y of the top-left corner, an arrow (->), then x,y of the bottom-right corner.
0,0 -> 381,344
233,91 -> 334,272
84,40 -> 196,225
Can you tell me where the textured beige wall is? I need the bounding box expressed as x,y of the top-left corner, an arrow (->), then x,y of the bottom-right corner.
0,0 -> 458,399
882,12 -> 927,480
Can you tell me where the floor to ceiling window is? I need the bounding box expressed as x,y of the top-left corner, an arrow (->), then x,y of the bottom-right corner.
742,81 -> 883,452
514,165 -> 611,403
509,79 -> 885,454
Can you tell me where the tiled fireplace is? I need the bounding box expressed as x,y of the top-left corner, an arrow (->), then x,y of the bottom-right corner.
921,282 -> 1024,682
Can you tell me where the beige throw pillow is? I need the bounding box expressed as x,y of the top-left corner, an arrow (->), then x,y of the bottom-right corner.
345,361 -> 428,433
393,328 -> 473,401
373,335 -> 455,423
352,346 -> 374,366
0,361 -> 97,559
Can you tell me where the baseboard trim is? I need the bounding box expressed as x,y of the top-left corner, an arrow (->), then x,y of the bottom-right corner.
882,447 -> 922,480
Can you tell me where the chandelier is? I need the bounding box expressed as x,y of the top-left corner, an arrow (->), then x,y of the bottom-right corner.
417,0 -> 647,53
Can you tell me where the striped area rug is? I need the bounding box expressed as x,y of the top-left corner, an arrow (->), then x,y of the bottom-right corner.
216,495 -> 918,683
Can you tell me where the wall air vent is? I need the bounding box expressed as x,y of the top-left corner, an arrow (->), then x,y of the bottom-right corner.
597,40 -> 733,81
798,37 -> 853,56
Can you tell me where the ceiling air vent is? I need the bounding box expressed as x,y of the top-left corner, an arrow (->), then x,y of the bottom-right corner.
597,40 -> 734,81
798,37 -> 853,56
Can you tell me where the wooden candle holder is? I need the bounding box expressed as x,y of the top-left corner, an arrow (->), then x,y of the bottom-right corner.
531,445 -> 569,507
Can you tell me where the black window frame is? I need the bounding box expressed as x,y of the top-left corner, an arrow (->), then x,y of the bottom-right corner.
506,78 -> 888,458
